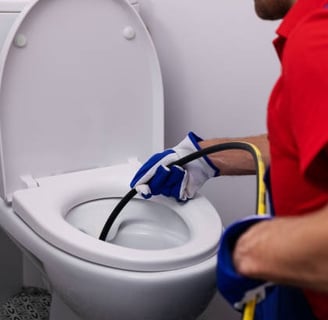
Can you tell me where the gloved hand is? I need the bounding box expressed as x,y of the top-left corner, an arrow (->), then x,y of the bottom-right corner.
130,131 -> 220,202
217,215 -> 274,311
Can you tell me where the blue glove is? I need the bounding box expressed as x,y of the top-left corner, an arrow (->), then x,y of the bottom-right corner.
130,132 -> 220,201
217,215 -> 274,311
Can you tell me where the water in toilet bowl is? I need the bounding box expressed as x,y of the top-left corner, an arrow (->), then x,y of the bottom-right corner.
66,198 -> 190,250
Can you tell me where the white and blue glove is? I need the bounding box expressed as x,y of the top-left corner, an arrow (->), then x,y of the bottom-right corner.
217,215 -> 274,311
130,132 -> 220,202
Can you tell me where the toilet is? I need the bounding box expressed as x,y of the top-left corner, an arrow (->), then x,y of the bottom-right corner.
0,0 -> 223,319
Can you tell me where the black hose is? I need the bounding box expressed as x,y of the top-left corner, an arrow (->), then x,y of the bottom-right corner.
99,142 -> 263,241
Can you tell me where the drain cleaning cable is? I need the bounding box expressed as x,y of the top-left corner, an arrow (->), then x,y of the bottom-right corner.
99,142 -> 266,239
98,141 -> 267,320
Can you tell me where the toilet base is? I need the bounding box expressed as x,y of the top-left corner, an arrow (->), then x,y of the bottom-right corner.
0,200 -> 219,320
50,292 -> 82,320
49,290 -> 212,320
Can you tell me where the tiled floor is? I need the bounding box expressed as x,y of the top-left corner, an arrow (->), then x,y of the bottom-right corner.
0,287 -> 51,320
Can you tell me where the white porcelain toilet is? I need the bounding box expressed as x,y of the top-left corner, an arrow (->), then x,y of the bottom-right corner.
0,0 -> 223,319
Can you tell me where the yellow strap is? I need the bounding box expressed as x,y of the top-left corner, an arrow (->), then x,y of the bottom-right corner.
243,299 -> 257,320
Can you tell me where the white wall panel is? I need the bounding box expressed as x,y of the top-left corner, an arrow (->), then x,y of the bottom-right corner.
139,1 -> 279,318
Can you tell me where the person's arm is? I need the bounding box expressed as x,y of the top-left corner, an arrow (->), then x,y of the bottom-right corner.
233,203 -> 328,292
199,133 -> 270,175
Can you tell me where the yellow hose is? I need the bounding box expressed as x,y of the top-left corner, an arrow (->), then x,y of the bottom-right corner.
240,142 -> 267,320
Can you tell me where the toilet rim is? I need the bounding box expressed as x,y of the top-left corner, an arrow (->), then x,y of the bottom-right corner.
12,163 -> 222,272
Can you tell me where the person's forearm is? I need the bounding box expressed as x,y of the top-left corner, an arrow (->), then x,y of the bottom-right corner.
199,134 -> 270,175
233,203 -> 328,292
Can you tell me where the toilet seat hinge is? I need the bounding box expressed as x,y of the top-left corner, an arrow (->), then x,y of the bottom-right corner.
20,175 -> 39,189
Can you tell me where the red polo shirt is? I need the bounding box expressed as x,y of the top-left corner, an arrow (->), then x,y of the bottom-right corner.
268,0 -> 328,318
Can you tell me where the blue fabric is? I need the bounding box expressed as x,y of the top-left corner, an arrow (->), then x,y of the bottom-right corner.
130,149 -> 186,200
254,286 -> 317,320
217,213 -> 318,319
149,165 -> 185,199
217,215 -> 273,307
130,149 -> 175,189
187,132 -> 220,176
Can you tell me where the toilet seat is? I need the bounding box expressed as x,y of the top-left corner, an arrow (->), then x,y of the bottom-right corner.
12,162 -> 222,272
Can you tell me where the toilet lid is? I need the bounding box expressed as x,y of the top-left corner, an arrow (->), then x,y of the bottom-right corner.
0,0 -> 164,202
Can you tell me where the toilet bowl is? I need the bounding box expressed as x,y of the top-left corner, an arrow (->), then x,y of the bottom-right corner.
0,0 -> 223,319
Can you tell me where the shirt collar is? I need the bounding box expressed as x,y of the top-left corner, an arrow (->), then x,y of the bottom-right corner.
273,0 -> 328,59
277,0 -> 328,38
